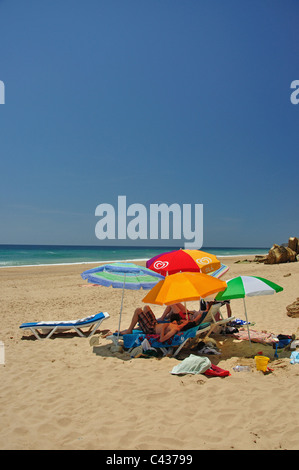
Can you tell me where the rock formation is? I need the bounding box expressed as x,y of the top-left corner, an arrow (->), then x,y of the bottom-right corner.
288,236 -> 299,254
264,244 -> 297,264
286,298 -> 299,318
254,236 -> 299,264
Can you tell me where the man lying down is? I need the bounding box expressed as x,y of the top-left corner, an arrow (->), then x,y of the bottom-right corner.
116,304 -> 205,343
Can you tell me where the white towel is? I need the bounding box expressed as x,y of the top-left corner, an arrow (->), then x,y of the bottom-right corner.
170,354 -> 211,375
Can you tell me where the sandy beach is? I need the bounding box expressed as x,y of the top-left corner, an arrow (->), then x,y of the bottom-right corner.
1,255 -> 299,450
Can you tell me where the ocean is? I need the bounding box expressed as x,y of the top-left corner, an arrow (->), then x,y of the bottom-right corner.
0,245 -> 269,268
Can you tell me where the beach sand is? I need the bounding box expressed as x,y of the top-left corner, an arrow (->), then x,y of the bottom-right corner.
1,256 -> 299,450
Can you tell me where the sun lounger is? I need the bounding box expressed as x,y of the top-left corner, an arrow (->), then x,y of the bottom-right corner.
205,303 -> 235,331
110,321 -> 212,357
20,312 -> 110,339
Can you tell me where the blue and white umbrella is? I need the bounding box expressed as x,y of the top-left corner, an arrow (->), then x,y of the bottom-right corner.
81,263 -> 164,342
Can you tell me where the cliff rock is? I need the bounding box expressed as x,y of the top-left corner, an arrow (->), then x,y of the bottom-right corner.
264,244 -> 297,264
286,298 -> 299,318
288,237 -> 299,254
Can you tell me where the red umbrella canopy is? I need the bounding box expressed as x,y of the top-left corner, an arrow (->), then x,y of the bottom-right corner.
146,249 -> 221,276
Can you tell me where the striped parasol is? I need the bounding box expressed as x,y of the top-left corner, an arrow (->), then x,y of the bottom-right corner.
81,262 -> 164,290
215,276 -> 283,343
215,276 -> 283,300
81,263 -> 164,342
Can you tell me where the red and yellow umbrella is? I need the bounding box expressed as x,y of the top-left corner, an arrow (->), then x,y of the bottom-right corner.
146,249 -> 221,276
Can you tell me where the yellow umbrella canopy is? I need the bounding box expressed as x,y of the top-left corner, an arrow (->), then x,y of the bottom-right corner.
142,271 -> 227,306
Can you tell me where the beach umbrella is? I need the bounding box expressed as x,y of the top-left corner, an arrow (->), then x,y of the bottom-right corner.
81,263 -> 164,342
146,249 -> 221,276
142,271 -> 227,307
215,276 -> 284,343
207,263 -> 229,279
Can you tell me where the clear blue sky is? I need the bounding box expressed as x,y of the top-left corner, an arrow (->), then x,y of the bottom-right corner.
0,0 -> 298,248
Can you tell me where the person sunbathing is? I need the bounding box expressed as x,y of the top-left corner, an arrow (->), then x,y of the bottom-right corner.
163,300 -> 233,323
158,302 -> 204,323
117,306 -> 189,343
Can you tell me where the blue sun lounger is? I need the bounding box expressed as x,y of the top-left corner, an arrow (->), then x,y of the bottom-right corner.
111,321 -> 212,357
20,312 -> 110,339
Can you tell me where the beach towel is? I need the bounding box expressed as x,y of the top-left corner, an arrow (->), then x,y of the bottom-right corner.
141,338 -> 157,352
229,318 -> 251,327
196,341 -> 221,355
290,351 -> 299,364
122,324 -> 210,350
170,354 -> 211,375
232,328 -> 277,345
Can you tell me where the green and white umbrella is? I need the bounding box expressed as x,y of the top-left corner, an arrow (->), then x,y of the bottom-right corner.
215,276 -> 283,344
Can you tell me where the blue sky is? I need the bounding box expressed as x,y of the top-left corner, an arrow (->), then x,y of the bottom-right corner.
0,0 -> 298,248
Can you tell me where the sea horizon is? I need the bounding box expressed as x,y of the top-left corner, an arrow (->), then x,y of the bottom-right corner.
0,244 -> 269,268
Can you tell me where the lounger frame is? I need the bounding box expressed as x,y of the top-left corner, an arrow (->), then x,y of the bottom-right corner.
170,323 -> 212,357
108,322 -> 213,358
20,312 -> 110,339
205,303 -> 235,328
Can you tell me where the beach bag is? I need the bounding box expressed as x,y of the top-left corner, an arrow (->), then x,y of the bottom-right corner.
273,334 -> 292,349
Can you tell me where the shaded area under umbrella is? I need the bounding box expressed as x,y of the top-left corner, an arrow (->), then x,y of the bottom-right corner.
81,262 -> 164,342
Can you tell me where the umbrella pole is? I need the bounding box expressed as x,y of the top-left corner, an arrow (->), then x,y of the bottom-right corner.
117,273 -> 126,344
184,301 -> 189,320
243,298 -> 252,345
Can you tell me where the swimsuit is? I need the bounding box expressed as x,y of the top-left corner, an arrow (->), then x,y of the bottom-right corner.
178,311 -> 187,320
138,309 -> 157,335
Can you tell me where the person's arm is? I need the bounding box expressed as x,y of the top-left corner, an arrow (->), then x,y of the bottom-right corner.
159,325 -> 177,343
159,320 -> 188,342
176,303 -> 186,312
192,312 -> 204,324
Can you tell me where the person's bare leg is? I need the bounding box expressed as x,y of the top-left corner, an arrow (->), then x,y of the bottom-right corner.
157,305 -> 172,321
157,303 -> 184,322
143,305 -> 154,314
117,308 -> 142,334
170,304 -> 182,314
226,303 -> 232,317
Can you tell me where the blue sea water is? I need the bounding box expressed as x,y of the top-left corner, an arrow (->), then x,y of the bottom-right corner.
0,245 -> 269,268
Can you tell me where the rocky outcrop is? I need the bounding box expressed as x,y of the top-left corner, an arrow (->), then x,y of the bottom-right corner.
288,237 -> 299,254
286,298 -> 299,318
254,255 -> 269,263
254,236 -> 299,264
264,244 -> 297,264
